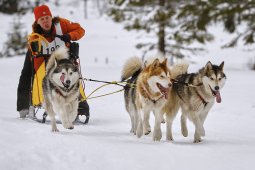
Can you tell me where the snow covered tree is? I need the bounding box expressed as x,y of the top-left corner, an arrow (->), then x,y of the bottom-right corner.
108,0 -> 209,59
177,1 -> 255,48
83,0 -> 108,18
108,0 -> 255,61
1,15 -> 27,57
0,0 -> 33,14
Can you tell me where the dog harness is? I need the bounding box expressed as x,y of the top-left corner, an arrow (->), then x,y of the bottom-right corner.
140,84 -> 164,104
195,89 -> 208,107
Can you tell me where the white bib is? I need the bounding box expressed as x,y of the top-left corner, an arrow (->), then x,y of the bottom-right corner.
41,23 -> 66,55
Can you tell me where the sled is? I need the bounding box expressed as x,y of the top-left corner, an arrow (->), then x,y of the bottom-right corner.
27,33 -> 89,124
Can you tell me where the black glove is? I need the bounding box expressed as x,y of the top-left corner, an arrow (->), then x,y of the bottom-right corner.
59,34 -> 71,42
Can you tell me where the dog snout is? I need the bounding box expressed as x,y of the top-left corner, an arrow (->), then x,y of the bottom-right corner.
66,80 -> 71,85
215,86 -> 219,91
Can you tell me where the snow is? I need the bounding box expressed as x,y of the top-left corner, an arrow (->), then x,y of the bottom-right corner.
1,1 -> 255,170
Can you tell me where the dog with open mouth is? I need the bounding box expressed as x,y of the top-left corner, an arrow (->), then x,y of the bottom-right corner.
121,56 -> 188,141
168,61 -> 226,143
42,47 -> 80,132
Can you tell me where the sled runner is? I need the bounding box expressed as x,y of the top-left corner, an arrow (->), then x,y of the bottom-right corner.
27,33 -> 90,124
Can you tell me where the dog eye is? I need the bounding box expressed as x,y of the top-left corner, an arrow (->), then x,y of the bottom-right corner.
218,78 -> 221,81
70,72 -> 73,75
210,77 -> 214,80
160,75 -> 165,78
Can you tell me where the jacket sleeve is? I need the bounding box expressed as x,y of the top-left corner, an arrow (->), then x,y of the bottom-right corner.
59,18 -> 85,41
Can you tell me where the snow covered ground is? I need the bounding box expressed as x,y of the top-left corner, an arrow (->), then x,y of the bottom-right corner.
0,1 -> 255,170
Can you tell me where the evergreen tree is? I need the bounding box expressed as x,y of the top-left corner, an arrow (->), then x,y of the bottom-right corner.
1,15 -> 27,57
177,0 -> 255,48
108,0 -> 255,61
108,0 -> 210,59
0,0 -> 33,14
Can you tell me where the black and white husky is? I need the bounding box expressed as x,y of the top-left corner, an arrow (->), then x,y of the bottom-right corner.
164,61 -> 227,143
42,47 -> 80,132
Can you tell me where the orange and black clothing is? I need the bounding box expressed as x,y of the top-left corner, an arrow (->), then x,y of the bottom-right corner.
17,17 -> 89,117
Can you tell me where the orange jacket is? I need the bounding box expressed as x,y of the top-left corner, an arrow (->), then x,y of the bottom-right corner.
29,17 -> 85,71
30,17 -> 85,43
54,17 -> 85,41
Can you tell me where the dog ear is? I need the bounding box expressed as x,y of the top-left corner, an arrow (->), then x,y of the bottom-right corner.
162,58 -> 167,66
205,61 -> 212,70
152,58 -> 160,68
219,61 -> 224,70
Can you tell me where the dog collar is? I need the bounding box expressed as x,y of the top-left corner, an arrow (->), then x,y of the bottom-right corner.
141,84 -> 164,104
55,88 -> 65,97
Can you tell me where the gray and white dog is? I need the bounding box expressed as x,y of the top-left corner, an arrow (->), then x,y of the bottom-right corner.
42,47 -> 80,132
165,61 -> 226,143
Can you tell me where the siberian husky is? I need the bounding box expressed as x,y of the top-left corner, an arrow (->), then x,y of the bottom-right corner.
42,47 -> 80,132
165,61 -> 226,143
121,57 -> 187,141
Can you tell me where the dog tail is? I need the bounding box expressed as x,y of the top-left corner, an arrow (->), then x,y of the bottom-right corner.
171,62 -> 189,79
121,57 -> 143,81
46,47 -> 69,73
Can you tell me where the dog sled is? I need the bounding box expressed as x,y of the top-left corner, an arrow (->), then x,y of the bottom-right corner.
27,33 -> 90,124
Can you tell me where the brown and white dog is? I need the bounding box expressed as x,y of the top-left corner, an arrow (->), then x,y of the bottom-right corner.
121,56 -> 187,141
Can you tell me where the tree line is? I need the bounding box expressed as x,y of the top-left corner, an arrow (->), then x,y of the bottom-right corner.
1,0 -> 255,69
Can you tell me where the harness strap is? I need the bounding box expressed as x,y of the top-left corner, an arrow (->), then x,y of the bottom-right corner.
55,89 -> 64,97
171,79 -> 203,87
141,83 -> 163,104
172,78 -> 204,104
195,89 -> 208,107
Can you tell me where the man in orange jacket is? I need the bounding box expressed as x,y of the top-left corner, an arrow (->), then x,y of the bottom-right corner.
17,4 -> 90,122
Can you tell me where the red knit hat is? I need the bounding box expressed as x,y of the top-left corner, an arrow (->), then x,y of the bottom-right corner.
34,5 -> 52,21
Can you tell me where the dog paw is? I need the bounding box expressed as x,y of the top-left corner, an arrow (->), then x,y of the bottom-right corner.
68,125 -> 74,130
136,123 -> 143,138
193,138 -> 202,143
52,128 -> 59,132
144,130 -> 151,135
136,130 -> 143,138
153,131 -> 162,141
166,135 -> 173,141
161,118 -> 165,124
136,128 -> 143,138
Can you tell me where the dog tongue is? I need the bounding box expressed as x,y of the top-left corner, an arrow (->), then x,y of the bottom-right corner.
60,74 -> 65,83
163,88 -> 169,99
215,91 -> 221,103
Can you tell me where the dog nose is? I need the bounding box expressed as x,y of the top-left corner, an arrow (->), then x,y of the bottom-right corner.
215,86 -> 219,90
66,80 -> 71,85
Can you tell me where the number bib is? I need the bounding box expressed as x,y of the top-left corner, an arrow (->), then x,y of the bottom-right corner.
41,23 -> 66,55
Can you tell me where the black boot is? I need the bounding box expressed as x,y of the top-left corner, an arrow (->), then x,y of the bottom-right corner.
78,100 -> 90,124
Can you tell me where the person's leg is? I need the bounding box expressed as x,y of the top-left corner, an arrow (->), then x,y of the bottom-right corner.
17,51 -> 32,117
77,100 -> 90,124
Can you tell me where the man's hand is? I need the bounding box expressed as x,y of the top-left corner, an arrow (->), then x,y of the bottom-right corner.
59,34 -> 71,42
